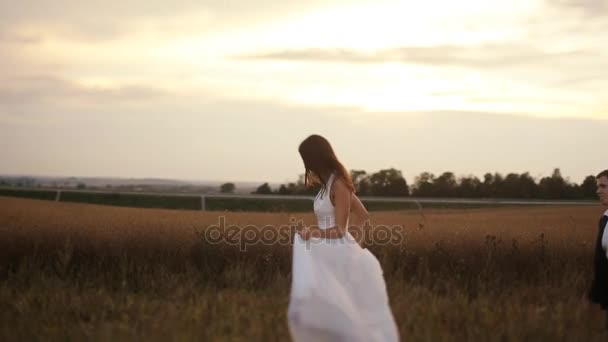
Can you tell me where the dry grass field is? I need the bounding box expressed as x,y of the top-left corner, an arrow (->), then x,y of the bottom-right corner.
1,196 -> 607,341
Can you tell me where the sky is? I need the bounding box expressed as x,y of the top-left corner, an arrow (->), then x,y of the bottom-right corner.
0,0 -> 606,185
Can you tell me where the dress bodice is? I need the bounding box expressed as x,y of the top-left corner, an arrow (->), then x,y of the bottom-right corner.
314,173 -> 337,230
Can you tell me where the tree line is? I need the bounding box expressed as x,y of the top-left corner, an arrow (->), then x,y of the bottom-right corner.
243,168 -> 598,200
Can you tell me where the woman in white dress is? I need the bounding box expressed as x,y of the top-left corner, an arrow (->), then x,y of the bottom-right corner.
288,134 -> 400,342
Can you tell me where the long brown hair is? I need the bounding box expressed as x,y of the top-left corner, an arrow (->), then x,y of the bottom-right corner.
298,134 -> 355,193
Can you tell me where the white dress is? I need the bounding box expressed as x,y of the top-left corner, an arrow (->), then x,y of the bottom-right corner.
287,173 -> 400,342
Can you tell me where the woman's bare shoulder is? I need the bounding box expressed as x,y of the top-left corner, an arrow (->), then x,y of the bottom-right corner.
330,176 -> 352,205
331,176 -> 351,192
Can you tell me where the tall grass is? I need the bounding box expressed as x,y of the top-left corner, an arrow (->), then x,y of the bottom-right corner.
0,196 -> 606,341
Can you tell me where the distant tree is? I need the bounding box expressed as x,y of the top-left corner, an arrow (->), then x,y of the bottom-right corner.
220,182 -> 236,193
350,170 -> 366,185
77,183 -> 86,189
581,175 -> 598,199
273,168 -> 600,200
253,182 -> 273,194
412,172 -> 436,197
434,172 -> 458,197
498,173 -> 518,198
458,175 -> 482,198
538,168 -> 568,199
358,179 -> 371,196
369,168 -> 409,197
480,173 -> 504,198
296,174 -> 317,195
498,172 -> 539,199
517,172 -> 539,199
277,184 -> 290,195
569,184 -> 584,200
350,170 -> 371,196
286,182 -> 298,194
274,175 -> 318,196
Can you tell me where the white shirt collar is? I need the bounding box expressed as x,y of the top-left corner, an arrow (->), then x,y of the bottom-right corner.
604,209 -> 608,217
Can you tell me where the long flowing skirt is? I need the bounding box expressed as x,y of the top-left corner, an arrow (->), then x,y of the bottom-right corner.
288,232 -> 399,342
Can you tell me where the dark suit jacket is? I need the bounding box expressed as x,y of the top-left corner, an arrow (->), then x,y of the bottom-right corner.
590,215 -> 608,309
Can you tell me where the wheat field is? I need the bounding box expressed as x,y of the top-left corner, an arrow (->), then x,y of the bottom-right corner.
0,196 -> 606,341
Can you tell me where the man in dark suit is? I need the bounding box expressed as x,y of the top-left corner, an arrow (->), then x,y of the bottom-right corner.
589,169 -> 608,325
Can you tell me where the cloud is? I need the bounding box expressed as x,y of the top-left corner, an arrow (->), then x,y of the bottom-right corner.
240,42 -> 608,90
0,74 -> 169,107
235,0 -> 607,92
241,43 -> 592,68
547,0 -> 608,17
0,0 -> 605,123
0,32 -> 42,45
0,0 -> 352,42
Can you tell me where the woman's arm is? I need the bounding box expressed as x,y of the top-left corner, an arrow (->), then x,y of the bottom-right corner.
348,192 -> 369,228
